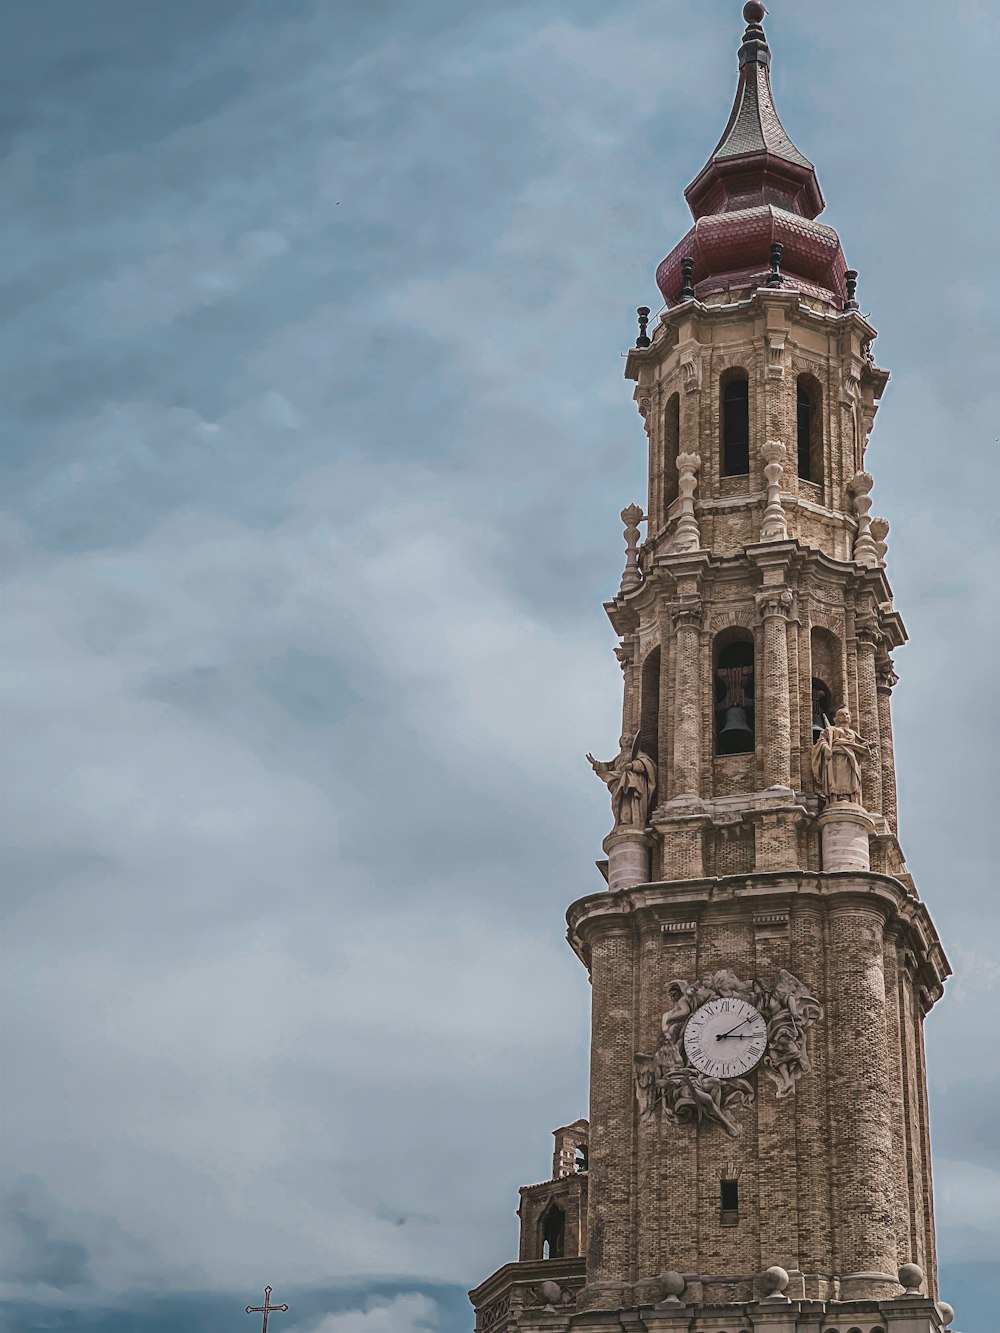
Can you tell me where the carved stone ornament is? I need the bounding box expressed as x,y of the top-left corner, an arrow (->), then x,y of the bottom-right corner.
635,969 -> 823,1137
680,352 -> 702,394
876,656 -> 899,693
760,439 -> 788,541
765,332 -> 785,380
480,1294 -> 512,1333
840,361 -> 862,404
848,470 -> 879,566
670,597 -> 704,631
666,451 -> 702,553
854,615 -> 882,651
588,731 -> 657,832
614,639 -> 635,673
531,1280 -> 577,1312
619,504 -> 646,593
870,515 -> 890,565
811,705 -> 872,805
755,586 -> 793,621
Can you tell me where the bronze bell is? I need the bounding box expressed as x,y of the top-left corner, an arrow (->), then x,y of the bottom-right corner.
719,706 -> 753,753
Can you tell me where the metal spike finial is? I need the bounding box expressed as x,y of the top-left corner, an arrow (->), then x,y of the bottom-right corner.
635,306 -> 651,348
680,257 -> 695,301
766,241 -> 783,287
843,268 -> 860,311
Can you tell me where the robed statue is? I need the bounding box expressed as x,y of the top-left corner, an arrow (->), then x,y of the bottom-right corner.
811,706 -> 871,805
587,732 -> 656,830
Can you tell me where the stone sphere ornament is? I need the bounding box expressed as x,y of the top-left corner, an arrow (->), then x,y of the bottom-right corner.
743,1 -> 766,22
659,1271 -> 686,1302
539,1280 -> 562,1308
763,1266 -> 790,1300
898,1263 -> 924,1294
937,1302 -> 955,1327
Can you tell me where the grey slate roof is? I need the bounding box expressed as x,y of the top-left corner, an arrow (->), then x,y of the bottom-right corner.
711,58 -> 814,170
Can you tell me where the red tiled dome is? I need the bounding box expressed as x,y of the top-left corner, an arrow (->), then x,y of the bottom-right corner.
656,9 -> 849,308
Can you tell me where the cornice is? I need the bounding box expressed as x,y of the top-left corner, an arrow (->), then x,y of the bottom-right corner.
565,872 -> 950,1002
624,294 -> 882,382
468,1256 -> 586,1307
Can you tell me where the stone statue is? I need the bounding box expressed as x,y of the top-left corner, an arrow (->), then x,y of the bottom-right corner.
636,1040 -> 754,1139
811,706 -> 871,805
587,732 -> 656,830
759,969 -> 824,1099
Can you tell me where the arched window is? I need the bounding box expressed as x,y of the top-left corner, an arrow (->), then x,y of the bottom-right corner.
574,1144 -> 588,1172
541,1203 -> 565,1259
809,627 -> 842,746
721,372 -> 749,477
663,393 -> 680,511
714,633 -> 755,755
796,374 -> 822,482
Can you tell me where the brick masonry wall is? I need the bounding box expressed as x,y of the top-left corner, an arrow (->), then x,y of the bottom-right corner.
568,876 -> 945,1305
566,291 -> 944,1309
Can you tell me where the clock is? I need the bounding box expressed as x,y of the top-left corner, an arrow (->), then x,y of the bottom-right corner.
683,997 -> 767,1079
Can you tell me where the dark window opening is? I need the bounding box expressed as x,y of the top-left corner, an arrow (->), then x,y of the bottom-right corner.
811,678 -> 833,745
720,1178 -> 739,1227
575,1146 -> 588,1173
541,1204 -> 565,1259
797,382 -> 812,479
639,647 -> 661,788
715,639 -> 755,755
722,376 -> 749,476
663,392 -> 680,511
797,375 -> 822,483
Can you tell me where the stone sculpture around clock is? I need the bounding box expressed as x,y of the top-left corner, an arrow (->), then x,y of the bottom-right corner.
634,968 -> 823,1138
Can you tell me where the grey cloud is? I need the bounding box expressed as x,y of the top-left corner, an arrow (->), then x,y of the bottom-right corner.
1,2 -> 997,1330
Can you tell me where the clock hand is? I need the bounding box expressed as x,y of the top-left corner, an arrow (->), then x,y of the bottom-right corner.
715,1033 -> 760,1040
716,1016 -> 756,1039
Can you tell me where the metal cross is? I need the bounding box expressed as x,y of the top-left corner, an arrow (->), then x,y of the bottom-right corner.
245,1285 -> 288,1333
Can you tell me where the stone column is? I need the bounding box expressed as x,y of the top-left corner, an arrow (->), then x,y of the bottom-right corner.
828,898 -> 897,1299
580,920 -> 636,1310
876,654 -> 900,835
756,587 -> 793,791
603,828 -> 651,892
855,616 -> 882,815
669,599 -> 703,799
790,900 -> 832,1287
817,804 -> 874,872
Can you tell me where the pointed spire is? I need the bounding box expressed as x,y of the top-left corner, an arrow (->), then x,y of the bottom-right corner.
685,3 -> 825,222
655,6 -> 850,311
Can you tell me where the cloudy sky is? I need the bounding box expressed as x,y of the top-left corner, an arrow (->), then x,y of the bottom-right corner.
1,1 -> 998,1330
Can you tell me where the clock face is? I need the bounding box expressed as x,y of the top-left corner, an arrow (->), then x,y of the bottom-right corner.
683,997 -> 767,1078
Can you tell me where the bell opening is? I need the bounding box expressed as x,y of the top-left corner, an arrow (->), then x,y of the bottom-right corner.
715,638 -> 755,756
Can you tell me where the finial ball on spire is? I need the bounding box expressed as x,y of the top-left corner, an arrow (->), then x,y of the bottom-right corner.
743,2 -> 766,22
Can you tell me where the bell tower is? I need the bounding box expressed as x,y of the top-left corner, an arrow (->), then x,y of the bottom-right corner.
470,6 -> 956,1331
